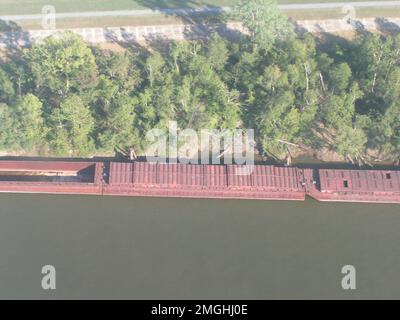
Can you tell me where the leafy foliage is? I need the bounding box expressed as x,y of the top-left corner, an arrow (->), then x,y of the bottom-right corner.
232,0 -> 294,52
0,0 -> 399,164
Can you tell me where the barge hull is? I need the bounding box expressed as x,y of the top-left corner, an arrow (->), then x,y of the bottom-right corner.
0,184 -> 102,196
308,193 -> 400,204
0,160 -> 399,204
103,186 -> 305,201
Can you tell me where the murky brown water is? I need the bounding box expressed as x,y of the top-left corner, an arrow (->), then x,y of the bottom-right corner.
0,193 -> 399,299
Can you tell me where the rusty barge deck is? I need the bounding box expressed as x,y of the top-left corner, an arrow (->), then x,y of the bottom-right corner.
0,160 -> 399,204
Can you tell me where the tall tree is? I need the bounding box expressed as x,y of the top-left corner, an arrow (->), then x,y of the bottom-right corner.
328,62 -> 352,93
24,32 -> 98,101
335,125 -> 368,164
94,49 -> 142,91
205,33 -> 229,71
49,95 -> 94,156
0,67 -> 15,104
232,0 -> 294,52
14,94 -> 46,150
0,103 -> 17,150
90,76 -> 137,152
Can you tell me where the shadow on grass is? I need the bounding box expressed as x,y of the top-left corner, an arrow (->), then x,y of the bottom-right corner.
102,27 -> 149,54
133,0 -> 226,10
134,0 -> 233,31
134,0 -> 245,45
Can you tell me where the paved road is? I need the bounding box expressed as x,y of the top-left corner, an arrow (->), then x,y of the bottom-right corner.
279,0 -> 400,10
1,1 -> 400,21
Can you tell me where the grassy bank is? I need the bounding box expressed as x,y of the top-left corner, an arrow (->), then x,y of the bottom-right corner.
12,8 -> 400,31
0,0 -> 377,15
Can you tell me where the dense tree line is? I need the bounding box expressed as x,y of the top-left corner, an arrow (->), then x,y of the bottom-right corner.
0,0 -> 399,164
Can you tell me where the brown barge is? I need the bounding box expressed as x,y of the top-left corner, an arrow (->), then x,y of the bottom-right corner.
0,160 -> 399,204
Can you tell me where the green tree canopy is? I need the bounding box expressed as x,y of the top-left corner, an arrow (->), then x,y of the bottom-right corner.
49,95 -> 94,156
24,32 -> 98,101
232,0 -> 294,52
14,94 -> 46,150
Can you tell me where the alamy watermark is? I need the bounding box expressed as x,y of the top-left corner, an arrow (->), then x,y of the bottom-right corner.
341,5 -> 356,22
41,265 -> 56,290
341,265 -> 356,290
145,121 -> 255,175
41,5 -> 56,30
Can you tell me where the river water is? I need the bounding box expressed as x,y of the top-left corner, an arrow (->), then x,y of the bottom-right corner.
0,193 -> 399,299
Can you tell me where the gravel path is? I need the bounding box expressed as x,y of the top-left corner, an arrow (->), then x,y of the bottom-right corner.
1,17 -> 399,49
